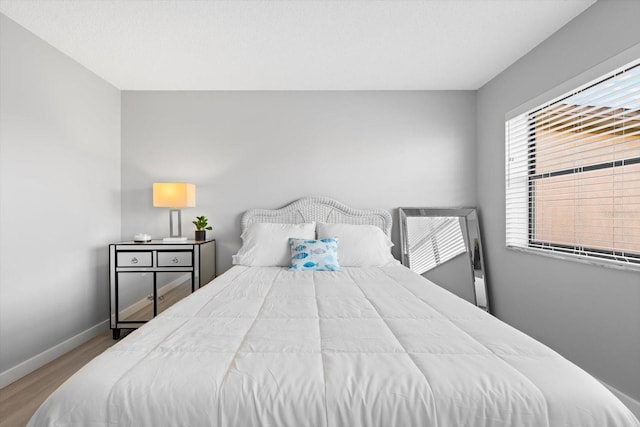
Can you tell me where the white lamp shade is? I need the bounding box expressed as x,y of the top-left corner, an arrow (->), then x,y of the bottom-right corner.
153,183 -> 196,208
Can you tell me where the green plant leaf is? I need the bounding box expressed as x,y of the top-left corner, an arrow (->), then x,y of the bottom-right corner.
193,215 -> 211,231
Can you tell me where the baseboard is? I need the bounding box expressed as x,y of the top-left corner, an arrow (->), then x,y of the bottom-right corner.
601,380 -> 640,420
0,319 -> 109,389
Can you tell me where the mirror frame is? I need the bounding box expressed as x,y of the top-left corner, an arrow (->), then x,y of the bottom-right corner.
398,207 -> 490,313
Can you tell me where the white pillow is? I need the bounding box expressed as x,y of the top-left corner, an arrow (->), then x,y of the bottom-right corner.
316,223 -> 397,267
232,222 -> 316,266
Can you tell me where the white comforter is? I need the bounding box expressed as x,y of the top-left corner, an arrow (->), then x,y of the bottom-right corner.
29,265 -> 639,427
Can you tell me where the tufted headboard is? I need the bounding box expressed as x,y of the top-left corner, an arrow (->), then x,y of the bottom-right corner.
240,196 -> 393,237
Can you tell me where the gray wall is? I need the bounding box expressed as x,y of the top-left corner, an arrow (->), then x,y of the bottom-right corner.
477,0 -> 640,402
0,15 -> 121,374
121,91 -> 477,273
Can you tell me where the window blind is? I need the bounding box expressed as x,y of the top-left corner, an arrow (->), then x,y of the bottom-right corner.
505,59 -> 640,269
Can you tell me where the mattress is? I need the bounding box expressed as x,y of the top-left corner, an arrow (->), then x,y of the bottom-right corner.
28,265 -> 639,427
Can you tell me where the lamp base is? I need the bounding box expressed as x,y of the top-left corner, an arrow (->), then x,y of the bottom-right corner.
163,236 -> 188,242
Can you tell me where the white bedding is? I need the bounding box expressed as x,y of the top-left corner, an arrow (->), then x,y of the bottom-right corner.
29,265 -> 639,427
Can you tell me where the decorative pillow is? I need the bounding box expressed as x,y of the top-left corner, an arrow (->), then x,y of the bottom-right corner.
232,222 -> 316,266
316,223 -> 397,267
289,238 -> 341,271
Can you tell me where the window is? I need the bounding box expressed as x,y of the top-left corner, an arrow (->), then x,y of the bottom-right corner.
505,59 -> 640,270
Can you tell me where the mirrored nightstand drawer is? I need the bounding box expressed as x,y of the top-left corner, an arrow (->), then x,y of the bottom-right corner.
157,251 -> 192,267
117,252 -> 152,267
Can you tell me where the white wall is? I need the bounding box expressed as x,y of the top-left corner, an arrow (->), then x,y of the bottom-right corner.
121,91 -> 477,273
477,0 -> 640,403
0,15 -> 121,379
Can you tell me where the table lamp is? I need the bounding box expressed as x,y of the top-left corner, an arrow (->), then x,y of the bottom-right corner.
153,182 -> 196,242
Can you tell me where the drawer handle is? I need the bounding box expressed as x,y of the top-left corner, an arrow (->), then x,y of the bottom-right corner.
172,257 -> 179,264
131,257 -> 139,264
158,295 -> 165,301
146,295 -> 153,301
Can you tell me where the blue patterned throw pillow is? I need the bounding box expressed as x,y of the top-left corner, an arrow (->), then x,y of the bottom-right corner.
289,237 -> 341,271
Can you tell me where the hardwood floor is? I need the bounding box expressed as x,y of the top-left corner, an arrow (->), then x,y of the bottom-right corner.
0,330 -> 117,427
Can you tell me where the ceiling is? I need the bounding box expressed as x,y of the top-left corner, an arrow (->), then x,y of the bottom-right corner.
0,0 -> 596,91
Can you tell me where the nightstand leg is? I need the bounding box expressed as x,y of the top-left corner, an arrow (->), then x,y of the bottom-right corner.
112,328 -> 121,340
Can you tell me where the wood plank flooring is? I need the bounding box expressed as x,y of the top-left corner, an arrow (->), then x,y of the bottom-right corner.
0,331 -> 117,427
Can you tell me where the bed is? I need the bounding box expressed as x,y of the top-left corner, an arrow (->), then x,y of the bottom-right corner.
28,197 -> 639,427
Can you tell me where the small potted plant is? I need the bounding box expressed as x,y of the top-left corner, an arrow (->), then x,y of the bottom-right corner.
193,215 -> 213,241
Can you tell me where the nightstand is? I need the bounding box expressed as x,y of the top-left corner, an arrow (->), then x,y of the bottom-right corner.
109,239 -> 216,339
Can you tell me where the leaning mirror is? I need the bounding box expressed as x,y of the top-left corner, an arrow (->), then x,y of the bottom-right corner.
398,208 -> 489,312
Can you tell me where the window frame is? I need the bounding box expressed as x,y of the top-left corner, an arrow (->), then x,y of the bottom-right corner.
505,55 -> 640,272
